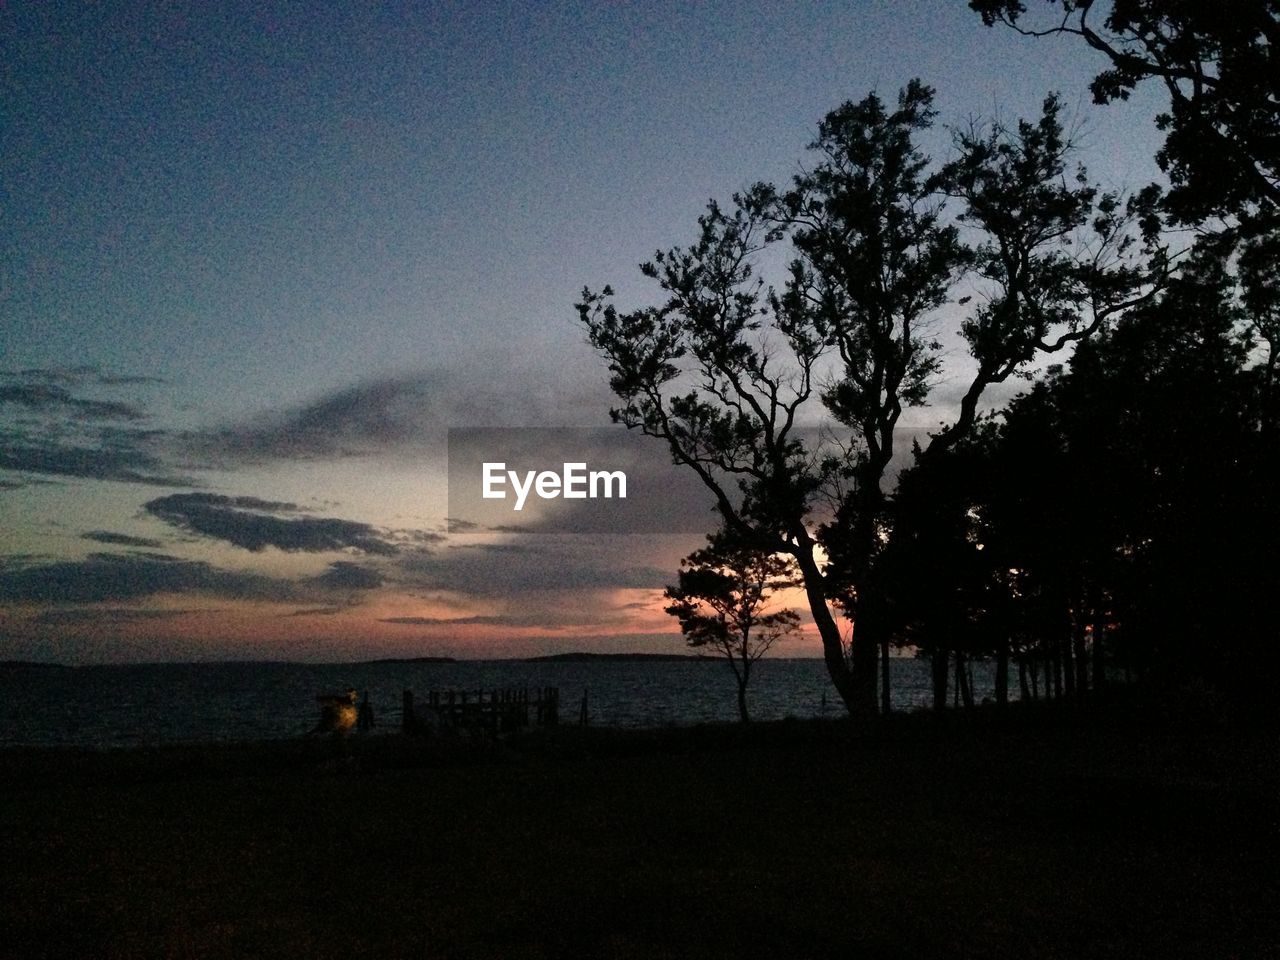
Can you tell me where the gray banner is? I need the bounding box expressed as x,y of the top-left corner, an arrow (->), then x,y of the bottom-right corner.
447,427 -> 720,534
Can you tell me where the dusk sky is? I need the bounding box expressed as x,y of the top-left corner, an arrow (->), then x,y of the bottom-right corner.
1,1 -> 1167,663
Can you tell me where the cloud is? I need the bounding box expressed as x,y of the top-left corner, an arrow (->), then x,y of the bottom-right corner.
81,531 -> 165,549
281,606 -> 347,618
143,493 -> 399,555
0,552 -> 309,605
0,370 -> 189,487
188,376 -> 435,464
0,383 -> 145,421
181,363 -> 617,467
310,561 -> 384,590
0,435 -> 197,487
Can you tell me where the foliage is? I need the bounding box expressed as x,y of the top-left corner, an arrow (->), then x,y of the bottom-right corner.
969,0 -> 1280,228
664,529 -> 801,722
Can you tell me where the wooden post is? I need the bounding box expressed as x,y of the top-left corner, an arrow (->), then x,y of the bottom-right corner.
579,690 -> 589,727
402,690 -> 415,733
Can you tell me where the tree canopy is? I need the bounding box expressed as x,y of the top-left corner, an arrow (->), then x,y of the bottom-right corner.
969,0 -> 1280,228
664,528 -> 800,722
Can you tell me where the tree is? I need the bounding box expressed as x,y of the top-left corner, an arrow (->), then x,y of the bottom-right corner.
577,82 -> 1158,717
1044,244 -> 1271,694
880,428 -> 1004,711
664,529 -> 800,723
969,0 -> 1280,227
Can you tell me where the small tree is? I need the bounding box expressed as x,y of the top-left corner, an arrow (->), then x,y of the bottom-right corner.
664,529 -> 800,722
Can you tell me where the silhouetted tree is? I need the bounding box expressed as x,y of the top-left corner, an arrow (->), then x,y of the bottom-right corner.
969,0 -> 1279,227
1057,244 -> 1271,694
578,83 -> 1158,717
882,428 -> 1003,710
664,529 -> 800,723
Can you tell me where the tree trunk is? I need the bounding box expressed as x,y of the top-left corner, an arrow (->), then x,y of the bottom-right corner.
1062,627 -> 1076,699
880,637 -> 891,716
1073,616 -> 1089,694
995,635 -> 1009,708
955,650 -> 974,709
793,546 -> 873,718
853,603 -> 888,718
733,656 -> 751,723
932,646 -> 949,713
1018,658 -> 1031,701
1092,615 -> 1106,692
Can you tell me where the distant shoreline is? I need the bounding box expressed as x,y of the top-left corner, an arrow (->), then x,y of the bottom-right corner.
3,653 -> 835,669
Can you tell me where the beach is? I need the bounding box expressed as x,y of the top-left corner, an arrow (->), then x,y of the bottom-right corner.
2,697 -> 1275,959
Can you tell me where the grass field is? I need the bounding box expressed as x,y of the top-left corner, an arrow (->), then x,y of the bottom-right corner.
2,698 -> 1275,959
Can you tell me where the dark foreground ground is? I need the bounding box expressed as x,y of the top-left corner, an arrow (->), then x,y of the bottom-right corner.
1,695 -> 1276,959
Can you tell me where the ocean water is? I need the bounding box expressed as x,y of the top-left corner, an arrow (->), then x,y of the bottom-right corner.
1,657 -> 1008,748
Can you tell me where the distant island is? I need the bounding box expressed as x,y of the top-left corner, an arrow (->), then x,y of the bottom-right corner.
356,656 -> 459,665
523,652 -> 707,663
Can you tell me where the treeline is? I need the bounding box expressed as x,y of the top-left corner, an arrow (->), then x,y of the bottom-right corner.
886,245 -> 1279,711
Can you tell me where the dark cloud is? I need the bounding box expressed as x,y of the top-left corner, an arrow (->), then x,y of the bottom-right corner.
0,552 -> 309,605
0,436 -> 197,487
81,531 -> 165,549
310,561 -> 384,591
144,493 -> 398,555
182,364 -> 616,467
189,376 -> 434,464
441,541 -> 536,555
0,369 -> 189,487
391,529 -> 448,548
281,606 -> 347,618
0,384 -> 145,421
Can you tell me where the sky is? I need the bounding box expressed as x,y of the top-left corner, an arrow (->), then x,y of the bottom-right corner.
0,1 -> 1167,664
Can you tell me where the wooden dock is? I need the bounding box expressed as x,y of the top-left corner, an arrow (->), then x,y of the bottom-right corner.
401,686 -> 559,735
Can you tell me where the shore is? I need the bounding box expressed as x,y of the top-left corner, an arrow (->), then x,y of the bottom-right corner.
2,697 -> 1275,959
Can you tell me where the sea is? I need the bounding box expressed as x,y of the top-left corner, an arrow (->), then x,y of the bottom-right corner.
1,657 -> 1008,749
